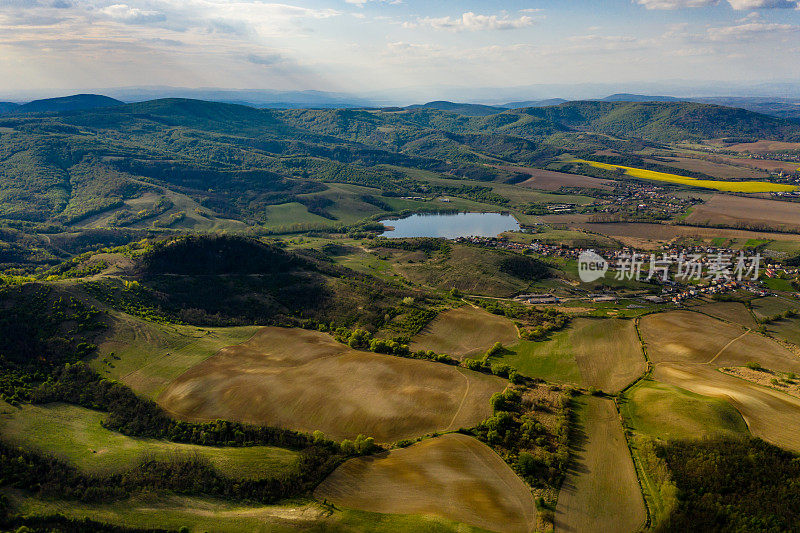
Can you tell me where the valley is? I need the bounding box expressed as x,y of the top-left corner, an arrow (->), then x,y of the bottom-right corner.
1,95 -> 800,533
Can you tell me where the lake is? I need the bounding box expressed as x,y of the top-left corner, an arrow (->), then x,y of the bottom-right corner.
380,212 -> 520,239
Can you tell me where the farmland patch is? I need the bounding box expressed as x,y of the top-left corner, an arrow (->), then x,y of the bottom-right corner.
555,396 -> 645,533
410,305 -> 519,359
159,327 -> 506,442
315,433 -> 537,533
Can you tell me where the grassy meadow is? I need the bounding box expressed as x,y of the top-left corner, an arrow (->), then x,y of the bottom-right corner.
493,317 -> 646,392
0,403 -> 299,479
6,491 -> 489,533
620,380 -> 748,440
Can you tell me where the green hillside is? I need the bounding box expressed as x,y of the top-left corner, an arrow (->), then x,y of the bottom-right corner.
1,97 -> 798,269
13,94 -> 123,115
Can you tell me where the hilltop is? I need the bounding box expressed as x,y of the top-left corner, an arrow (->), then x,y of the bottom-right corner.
405,101 -> 504,116
503,101 -> 800,142
601,93 -> 682,102
0,102 -> 19,114
11,94 -> 123,115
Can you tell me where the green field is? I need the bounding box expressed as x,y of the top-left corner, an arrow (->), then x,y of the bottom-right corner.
763,278 -> 796,292
92,314 -> 260,398
263,202 -> 331,229
751,296 -> 799,320
0,403 -> 299,479
6,491 -> 487,533
494,318 -> 646,391
620,380 -> 749,440
767,317 -> 800,347
498,331 -> 582,385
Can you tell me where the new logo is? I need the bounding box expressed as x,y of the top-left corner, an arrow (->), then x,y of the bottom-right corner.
578,250 -> 608,283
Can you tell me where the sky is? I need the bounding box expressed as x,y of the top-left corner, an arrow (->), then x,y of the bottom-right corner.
0,0 -> 799,100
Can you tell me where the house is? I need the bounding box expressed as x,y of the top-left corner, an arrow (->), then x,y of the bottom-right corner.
517,293 -> 559,304
592,295 -> 618,302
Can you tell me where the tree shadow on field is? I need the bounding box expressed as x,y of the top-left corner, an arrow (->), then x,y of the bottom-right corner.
553,403 -> 590,532
565,408 -> 590,477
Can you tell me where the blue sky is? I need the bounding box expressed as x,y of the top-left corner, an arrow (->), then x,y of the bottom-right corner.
0,0 -> 798,98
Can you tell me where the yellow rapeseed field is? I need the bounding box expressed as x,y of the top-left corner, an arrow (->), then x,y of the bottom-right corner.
571,159 -> 798,193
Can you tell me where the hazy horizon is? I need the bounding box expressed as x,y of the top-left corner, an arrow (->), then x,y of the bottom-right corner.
3,79 -> 800,107
1,0 -> 799,100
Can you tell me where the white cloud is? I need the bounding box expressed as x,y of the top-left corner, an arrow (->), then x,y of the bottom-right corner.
707,20 -> 799,38
99,4 -> 164,23
635,0 -> 718,9
727,0 -> 798,8
636,0 -> 798,7
344,0 -> 403,5
403,11 -> 535,31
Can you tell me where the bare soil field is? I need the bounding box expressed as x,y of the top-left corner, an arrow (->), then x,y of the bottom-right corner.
158,327 -> 506,442
684,195 -> 800,232
539,214 -> 594,225
641,310 -> 800,451
544,221 -> 800,249
713,155 -> 800,173
646,157 -> 768,180
569,318 -> 645,393
555,396 -> 645,533
727,140 -> 800,153
499,166 -> 615,191
93,313 -> 260,399
695,301 -> 757,328
410,306 -> 519,359
315,433 -> 537,533
640,311 -> 799,371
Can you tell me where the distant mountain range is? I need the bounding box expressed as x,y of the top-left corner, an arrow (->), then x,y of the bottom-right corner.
401,94 -> 800,121
0,96 -> 797,248
501,98 -> 569,109
2,91 -> 799,124
404,101 -> 505,116
100,87 -> 372,109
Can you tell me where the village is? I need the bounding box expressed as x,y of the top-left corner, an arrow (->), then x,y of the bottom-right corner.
455,235 -> 798,306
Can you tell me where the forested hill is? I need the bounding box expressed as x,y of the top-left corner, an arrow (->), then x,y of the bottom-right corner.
404,101 -> 505,116
10,94 -> 123,115
0,102 -> 19,114
1,96 -> 799,257
283,100 -> 800,143
511,101 -> 800,142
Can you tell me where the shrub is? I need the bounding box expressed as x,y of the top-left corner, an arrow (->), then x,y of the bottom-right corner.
517,451 -> 537,476
486,342 -> 505,358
